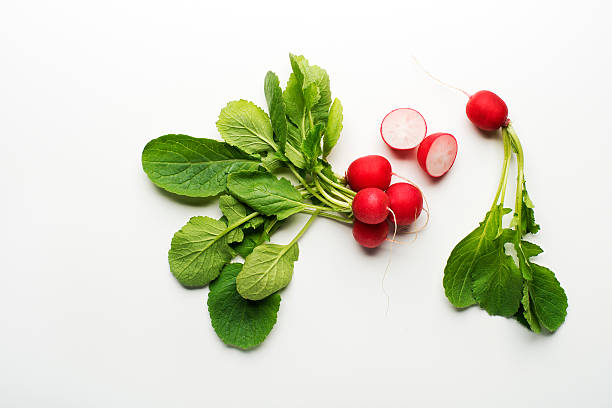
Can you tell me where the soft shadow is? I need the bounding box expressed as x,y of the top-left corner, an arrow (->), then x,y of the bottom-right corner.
359,245 -> 385,257
387,147 -> 417,161
474,126 -> 503,140
445,302 -> 477,313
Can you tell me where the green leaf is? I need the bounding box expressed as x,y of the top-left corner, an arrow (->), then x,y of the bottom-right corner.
521,187 -> 540,234
302,123 -> 324,170
234,228 -> 269,259
233,218 -> 280,258
521,285 -> 541,333
168,216 -> 243,288
443,205 -> 507,307
520,240 -> 543,258
283,73 -> 306,135
323,98 -> 343,158
526,263 -> 568,332
219,195 -> 263,229
264,71 -> 288,153
288,54 -> 331,124
320,160 -> 340,183
227,171 -> 305,220
261,151 -> 286,173
208,263 -> 281,349
510,182 -> 540,235
236,243 -> 299,300
216,100 -> 276,154
142,134 -> 260,197
283,74 -> 308,169
472,243 -> 524,317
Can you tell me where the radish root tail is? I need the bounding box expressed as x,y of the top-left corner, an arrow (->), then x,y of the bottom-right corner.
411,55 -> 471,98
382,208 -> 398,316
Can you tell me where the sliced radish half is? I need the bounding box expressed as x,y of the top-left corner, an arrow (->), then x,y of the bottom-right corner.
380,108 -> 427,150
417,133 -> 458,177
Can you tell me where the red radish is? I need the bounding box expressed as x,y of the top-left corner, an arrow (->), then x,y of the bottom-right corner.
352,219 -> 389,248
417,133 -> 458,177
466,91 -> 508,131
380,108 -> 427,150
346,155 -> 392,191
352,188 -> 389,224
386,183 -> 423,225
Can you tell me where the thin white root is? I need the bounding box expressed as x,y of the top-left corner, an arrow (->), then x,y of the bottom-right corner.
382,209 -> 398,316
411,55 -> 471,98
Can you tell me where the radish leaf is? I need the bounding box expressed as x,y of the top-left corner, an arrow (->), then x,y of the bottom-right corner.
264,71 -> 288,153
236,242 -> 299,300
323,98 -> 343,158
227,171 -> 305,220
142,134 -> 259,197
520,285 -> 541,333
443,205 -> 507,308
219,195 -> 263,230
525,263 -> 568,332
302,123 -> 325,170
472,242 -> 523,317
168,216 -> 243,288
208,263 -> 281,349
216,100 -> 276,154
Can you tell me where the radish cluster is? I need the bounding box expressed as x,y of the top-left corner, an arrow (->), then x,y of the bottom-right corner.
347,155 -> 424,248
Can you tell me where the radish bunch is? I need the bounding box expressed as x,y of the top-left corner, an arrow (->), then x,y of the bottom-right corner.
346,155 -> 424,248
380,108 -> 458,178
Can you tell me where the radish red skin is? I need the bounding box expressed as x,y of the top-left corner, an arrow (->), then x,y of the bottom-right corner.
417,132 -> 458,178
466,90 -> 508,131
386,183 -> 423,225
352,188 -> 389,224
346,155 -> 392,191
352,219 -> 389,248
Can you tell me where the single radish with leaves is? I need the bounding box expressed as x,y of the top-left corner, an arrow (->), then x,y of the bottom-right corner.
441,88 -> 567,333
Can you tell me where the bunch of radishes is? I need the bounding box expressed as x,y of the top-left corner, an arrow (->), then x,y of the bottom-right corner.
346,155 -> 424,248
347,106 -> 460,248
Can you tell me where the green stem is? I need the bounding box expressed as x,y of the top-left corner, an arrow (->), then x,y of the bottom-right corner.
288,163 -> 350,212
288,210 -> 320,247
226,211 -> 260,231
288,164 -> 334,206
314,177 -> 351,208
301,208 -> 352,224
306,203 -> 338,212
264,218 -> 277,234
315,170 -> 356,197
507,124 -> 526,237
327,184 -> 354,203
491,129 -> 513,210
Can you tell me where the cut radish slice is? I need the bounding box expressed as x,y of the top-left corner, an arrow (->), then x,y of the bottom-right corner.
417,133 -> 458,177
380,108 -> 427,150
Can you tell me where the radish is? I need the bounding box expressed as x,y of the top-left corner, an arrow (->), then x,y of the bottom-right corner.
380,108 -> 427,150
417,133 -> 458,177
346,155 -> 392,191
386,182 -> 423,225
352,219 -> 389,248
466,90 -> 508,131
352,188 -> 389,224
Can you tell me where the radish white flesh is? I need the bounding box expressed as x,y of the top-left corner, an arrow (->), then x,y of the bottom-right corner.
417,133 -> 457,177
380,108 -> 427,150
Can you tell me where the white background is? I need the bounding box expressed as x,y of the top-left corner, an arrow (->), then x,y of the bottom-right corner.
1,0 -> 611,406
